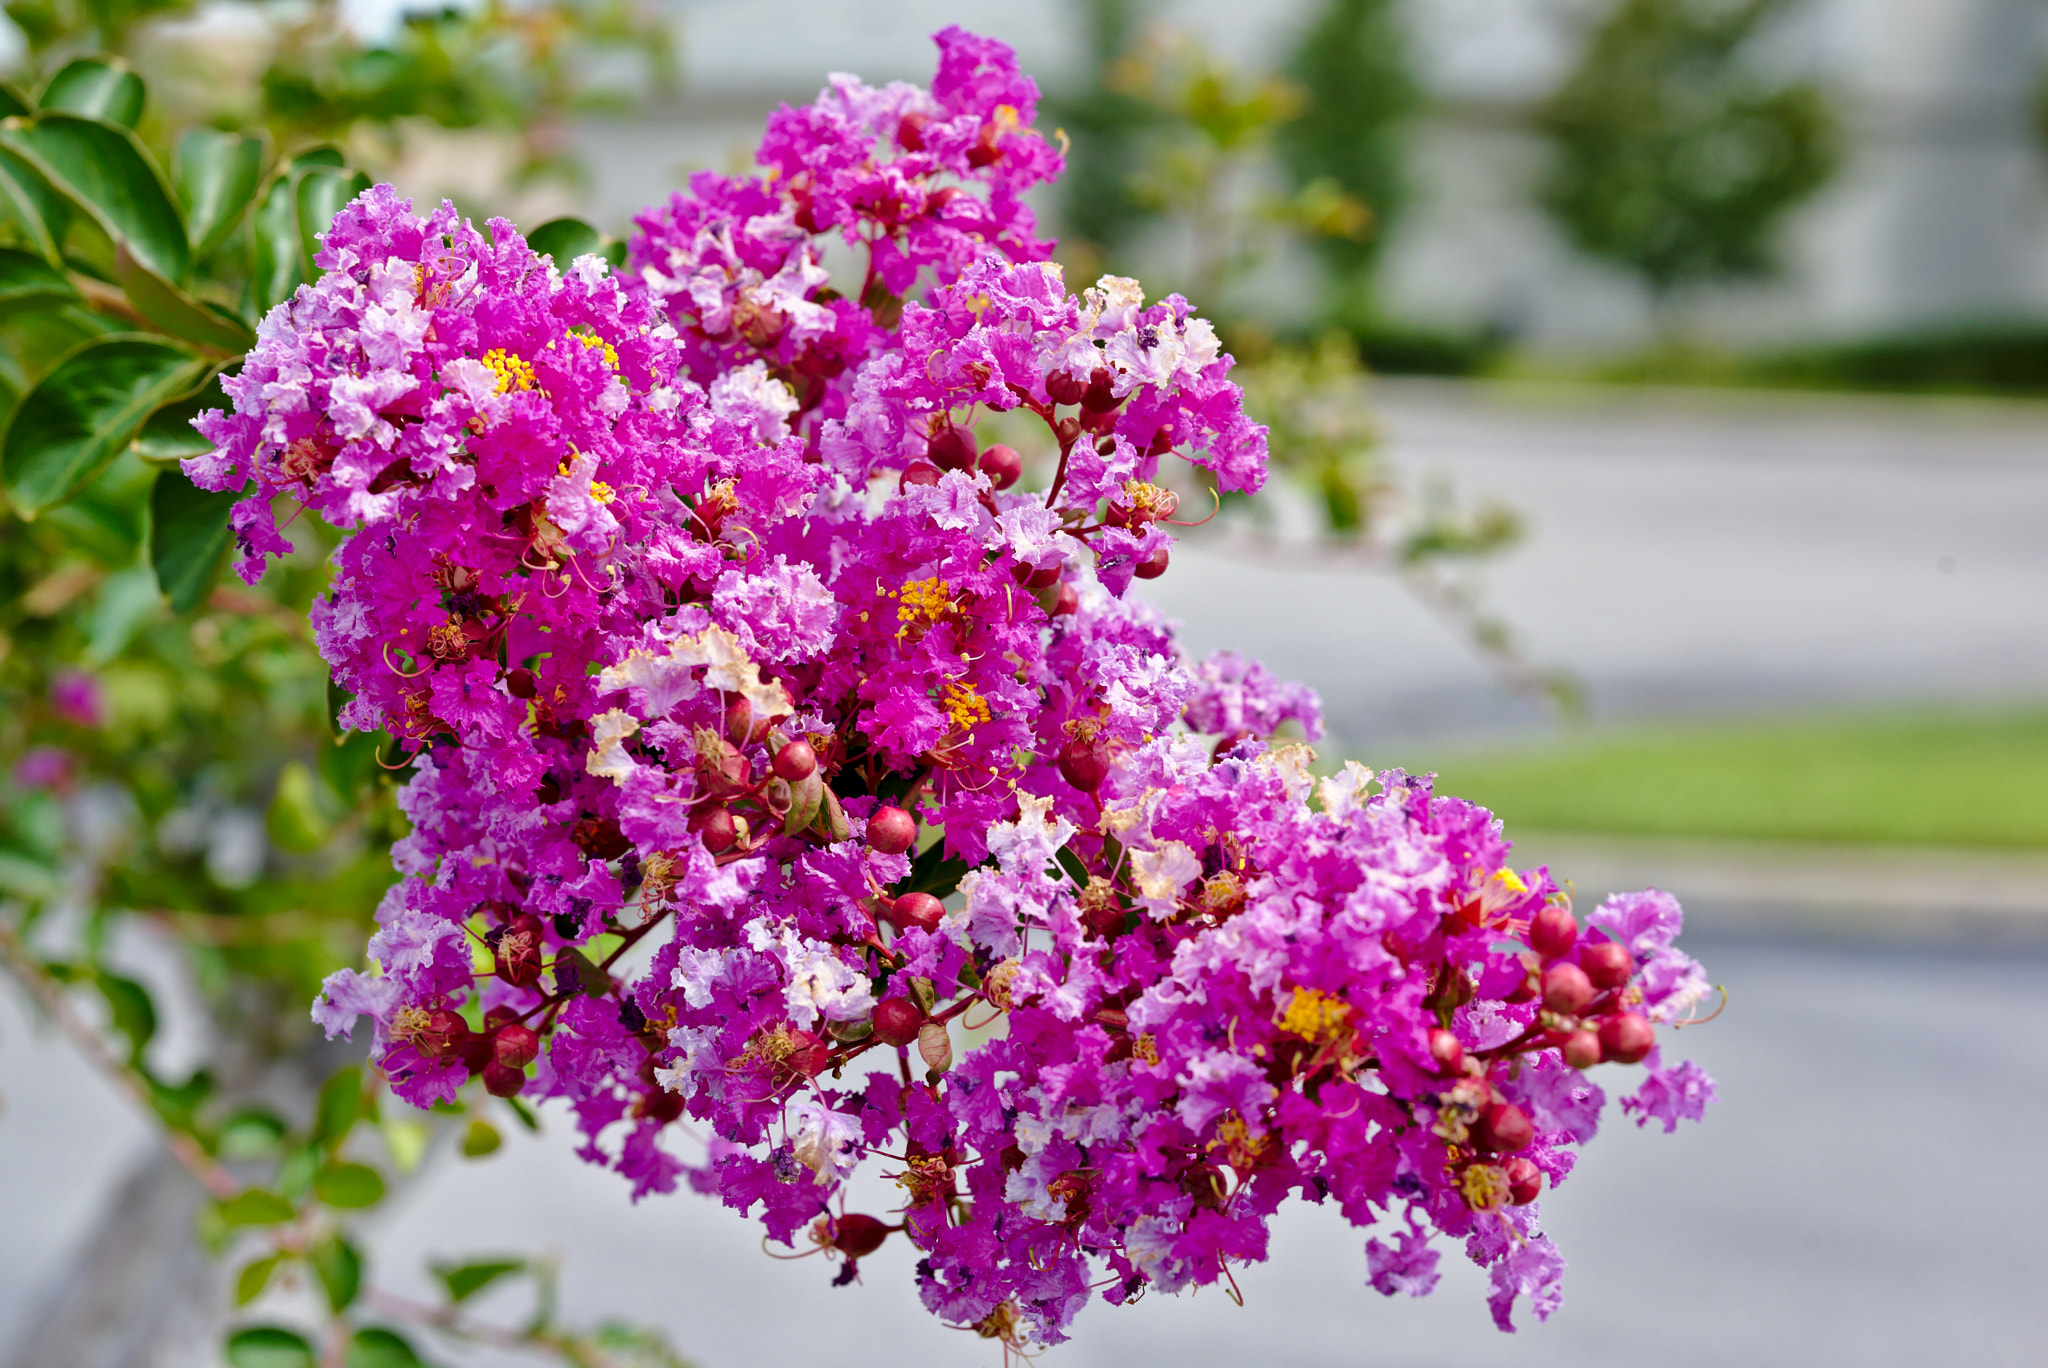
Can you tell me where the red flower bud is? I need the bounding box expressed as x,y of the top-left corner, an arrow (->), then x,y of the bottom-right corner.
871,997 -> 926,1047
1529,905 -> 1578,959
1021,562 -> 1062,590
690,804 -> 737,854
898,461 -> 942,492
1080,367 -> 1120,413
1542,962 -> 1595,1016
1052,583 -> 1079,616
1598,1011 -> 1656,1065
781,1029 -> 832,1080
636,1088 -> 685,1124
978,442 -> 1022,489
1427,1027 -> 1466,1074
494,1022 -> 540,1068
1562,1028 -> 1602,1070
1045,370 -> 1089,406
888,891 -> 945,935
928,421 -> 977,471
772,738 -> 818,782
483,1059 -> 527,1097
1473,1102 -> 1534,1153
726,696 -> 770,746
1505,1156 -> 1544,1205
1133,546 -> 1170,580
415,1008 -> 472,1057
505,666 -> 538,699
830,1212 -> 891,1258
866,805 -> 917,855
1581,940 -> 1633,990
896,111 -> 930,150
1057,734 -> 1109,792
494,914 -> 545,988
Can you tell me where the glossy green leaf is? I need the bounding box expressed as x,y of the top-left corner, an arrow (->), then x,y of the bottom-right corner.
311,1064 -> 363,1147
0,335 -> 206,515
0,114 -> 189,283
0,85 -> 27,119
249,175 -> 301,314
311,1160 -> 385,1209
150,466 -> 239,613
434,1257 -> 524,1304
344,1328 -> 424,1368
310,1234 -> 363,1312
37,59 -> 145,129
44,445 -> 154,565
217,1189 -> 297,1227
0,145 -> 70,266
602,239 -> 628,272
113,243 -> 253,350
224,1326 -> 314,1368
294,167 -> 371,279
460,1119 -> 502,1157
174,128 -> 265,258
0,246 -> 76,306
132,379 -> 220,462
527,216 -> 602,266
233,1253 -> 282,1306
289,146 -> 347,172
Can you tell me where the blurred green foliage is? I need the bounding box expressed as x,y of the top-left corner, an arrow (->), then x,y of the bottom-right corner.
1535,0 -> 1840,303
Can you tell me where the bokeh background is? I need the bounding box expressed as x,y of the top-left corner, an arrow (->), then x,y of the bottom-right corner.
4,1 -> 2046,1365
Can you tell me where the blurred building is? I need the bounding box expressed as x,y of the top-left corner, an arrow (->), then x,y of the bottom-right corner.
566,0 -> 2048,352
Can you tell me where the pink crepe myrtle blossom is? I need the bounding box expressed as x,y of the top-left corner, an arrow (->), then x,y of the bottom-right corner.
192,30 -> 1716,1353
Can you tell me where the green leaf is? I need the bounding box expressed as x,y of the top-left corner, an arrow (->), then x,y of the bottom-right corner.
602,239 -> 627,272
345,1328 -> 424,1368
93,971 -> 156,1062
224,1326 -> 315,1368
0,246 -> 76,306
37,59 -> 145,129
459,1119 -> 501,1158
275,1145 -> 319,1202
249,175 -> 301,314
0,334 -> 205,515
113,242 -> 254,350
555,946 -> 610,998
311,1161 -> 385,1209
174,128 -> 265,259
527,217 -> 602,266
85,563 -> 162,663
0,113 -> 189,283
150,465 -> 238,612
133,380 -> 220,463
293,167 -> 371,279
217,1189 -> 297,1228
311,1065 -> 362,1148
0,146 -> 70,266
216,1108 -> 289,1160
503,1094 -> 540,1132
0,85 -> 27,119
289,146 -> 347,172
433,1257 -> 524,1304
310,1234 -> 363,1312
233,1253 -> 282,1306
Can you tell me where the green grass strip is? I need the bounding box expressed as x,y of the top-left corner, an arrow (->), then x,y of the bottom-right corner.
1399,707 -> 2048,850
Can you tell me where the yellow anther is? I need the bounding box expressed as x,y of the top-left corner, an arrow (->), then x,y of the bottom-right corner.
573,328 -> 619,369
481,348 -> 537,394
1495,868 -> 1528,895
1278,986 -> 1350,1046
895,576 -> 952,637
941,680 -> 990,733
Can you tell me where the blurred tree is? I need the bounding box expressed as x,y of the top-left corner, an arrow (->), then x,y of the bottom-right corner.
1535,0 -> 1840,308
1273,0 -> 1419,326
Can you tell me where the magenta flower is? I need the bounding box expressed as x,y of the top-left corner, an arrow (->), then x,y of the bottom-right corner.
50,671 -> 102,727
190,29 -> 1716,1351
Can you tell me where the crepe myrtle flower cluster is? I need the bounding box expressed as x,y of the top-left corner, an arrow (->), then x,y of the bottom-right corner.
185,29 -> 1715,1351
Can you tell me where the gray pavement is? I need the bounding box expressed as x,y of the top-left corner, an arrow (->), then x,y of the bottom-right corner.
1148,380 -> 2048,747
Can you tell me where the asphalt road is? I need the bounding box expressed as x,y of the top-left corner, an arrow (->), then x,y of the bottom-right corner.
1147,381 -> 2048,747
